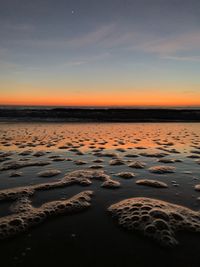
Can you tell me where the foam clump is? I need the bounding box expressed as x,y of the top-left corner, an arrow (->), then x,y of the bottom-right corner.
0,191 -> 93,240
108,197 -> 200,247
0,170 -> 119,201
194,184 -> 200,191
140,152 -> 169,158
9,171 -> 23,177
38,169 -> 61,177
52,157 -> 65,162
19,150 -> 33,156
89,165 -> 104,169
128,161 -> 146,169
0,186 -> 34,201
93,159 -> 104,163
64,170 -> 120,189
33,151 -> 46,157
0,152 -> 13,163
148,165 -> 175,174
10,197 -> 33,213
117,172 -> 135,179
109,159 -> 125,166
0,160 -> 51,171
0,151 -> 13,158
158,158 -> 177,164
136,179 -> 168,188
74,160 -> 87,165
101,179 -> 120,188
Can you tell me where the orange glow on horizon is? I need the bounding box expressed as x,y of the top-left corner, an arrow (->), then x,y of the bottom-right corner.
1,85 -> 200,107
1,97 -> 200,107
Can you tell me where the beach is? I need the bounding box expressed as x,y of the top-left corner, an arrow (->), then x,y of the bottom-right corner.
0,122 -> 200,266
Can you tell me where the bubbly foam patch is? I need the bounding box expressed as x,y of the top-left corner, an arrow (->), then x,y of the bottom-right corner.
128,161 -> 146,169
108,197 -> 200,247
158,158 -> 177,163
117,172 -> 135,179
0,186 -> 34,201
0,160 -> 51,171
140,152 -> 169,158
10,197 -> 33,213
194,184 -> 200,191
0,170 -> 119,201
0,191 -> 93,240
136,179 -> 168,188
38,169 -> 61,177
148,165 -> 175,174
109,159 -> 125,166
65,170 -> 120,189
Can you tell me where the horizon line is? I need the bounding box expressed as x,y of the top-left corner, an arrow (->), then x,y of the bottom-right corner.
1,104 -> 200,109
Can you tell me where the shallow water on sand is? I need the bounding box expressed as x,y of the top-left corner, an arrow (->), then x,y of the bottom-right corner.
0,122 -> 200,267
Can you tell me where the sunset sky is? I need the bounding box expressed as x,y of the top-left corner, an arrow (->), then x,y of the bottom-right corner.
0,0 -> 200,106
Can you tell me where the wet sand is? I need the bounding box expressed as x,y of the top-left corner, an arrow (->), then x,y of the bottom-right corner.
0,122 -> 200,266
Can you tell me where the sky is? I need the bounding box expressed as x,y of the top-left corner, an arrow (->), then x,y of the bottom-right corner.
0,0 -> 200,107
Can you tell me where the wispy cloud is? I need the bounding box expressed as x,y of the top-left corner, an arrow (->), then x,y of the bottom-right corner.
136,32 -> 200,60
67,26 -> 200,61
1,23 -> 115,49
0,20 -> 35,32
162,55 -> 200,62
1,21 -> 200,64
66,24 -> 115,48
62,52 -> 110,66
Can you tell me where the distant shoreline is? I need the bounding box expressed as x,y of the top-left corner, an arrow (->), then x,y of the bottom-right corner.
0,108 -> 200,122
1,105 -> 200,110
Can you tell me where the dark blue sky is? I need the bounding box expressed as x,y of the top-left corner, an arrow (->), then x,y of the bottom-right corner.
1,0 -> 200,106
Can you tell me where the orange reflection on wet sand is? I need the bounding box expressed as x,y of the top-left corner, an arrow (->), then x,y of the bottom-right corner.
0,123 -> 200,153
